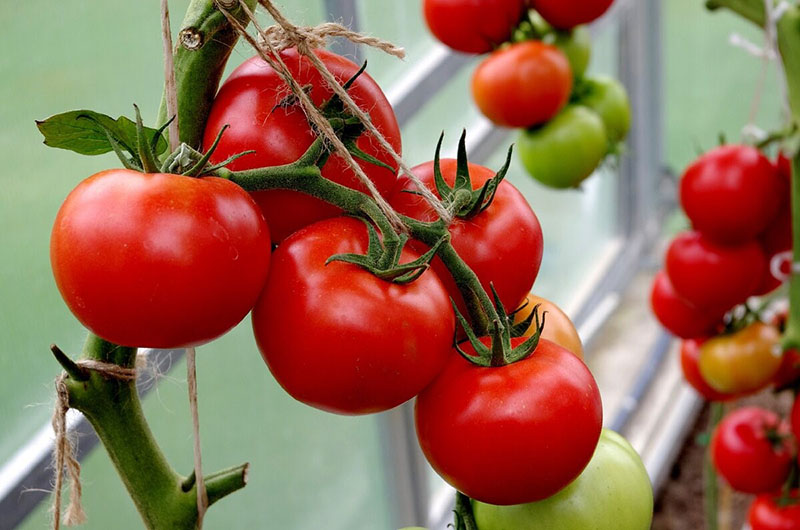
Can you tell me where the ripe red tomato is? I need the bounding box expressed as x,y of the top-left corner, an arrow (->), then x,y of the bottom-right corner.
680,145 -> 783,245
390,159 -> 543,322
711,407 -> 793,494
51,169 -> 271,348
680,339 -> 737,401
774,348 -> 800,389
665,231 -> 765,311
415,337 -> 603,505
530,0 -> 615,29
203,48 -> 401,242
755,162 -> 792,294
650,270 -> 724,339
471,41 -> 572,128
423,0 -> 527,53
749,491 -> 800,530
251,217 -> 455,415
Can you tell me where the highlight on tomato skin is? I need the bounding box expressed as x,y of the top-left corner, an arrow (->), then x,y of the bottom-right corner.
50,169 -> 272,349
415,337 -> 603,506
202,47 -> 401,243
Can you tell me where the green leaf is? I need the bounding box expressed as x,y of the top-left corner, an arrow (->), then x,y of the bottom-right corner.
36,110 -> 168,157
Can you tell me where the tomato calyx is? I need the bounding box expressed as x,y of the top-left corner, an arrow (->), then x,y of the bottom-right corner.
407,131 -> 511,221
326,217 -> 449,284
454,284 -> 546,367
453,491 -> 479,530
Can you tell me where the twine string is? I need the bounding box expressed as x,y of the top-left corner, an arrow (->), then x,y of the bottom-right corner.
186,347 -> 208,528
51,360 -> 137,529
218,0 -> 454,227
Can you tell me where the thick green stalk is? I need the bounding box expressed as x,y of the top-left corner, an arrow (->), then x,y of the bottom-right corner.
704,0 -> 765,26
703,402 -> 724,530
157,0 -> 258,147
62,335 -> 247,529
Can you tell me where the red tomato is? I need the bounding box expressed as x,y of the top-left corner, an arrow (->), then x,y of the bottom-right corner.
50,169 -> 271,348
415,337 -> 603,505
680,145 -> 783,245
530,0 -> 615,29
680,339 -> 737,401
650,271 -> 724,339
754,162 -> 792,294
665,231 -> 765,311
471,41 -> 572,128
791,393 -> 800,441
775,349 -> 800,389
390,159 -> 543,322
711,407 -> 793,494
251,217 -> 455,415
748,491 -> 800,530
203,48 -> 401,242
423,0 -> 527,53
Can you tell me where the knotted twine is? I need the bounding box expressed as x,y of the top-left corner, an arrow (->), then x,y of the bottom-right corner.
216,0 -> 454,228
51,360 -> 137,529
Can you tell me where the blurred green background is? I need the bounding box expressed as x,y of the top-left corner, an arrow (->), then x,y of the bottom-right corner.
0,0 -> 784,528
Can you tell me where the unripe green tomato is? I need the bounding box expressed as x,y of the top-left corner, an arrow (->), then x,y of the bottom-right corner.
554,26 -> 591,78
473,429 -> 653,530
577,76 -> 631,143
517,105 -> 607,189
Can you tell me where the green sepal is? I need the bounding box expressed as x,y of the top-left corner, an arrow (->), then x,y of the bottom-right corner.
325,217 -> 445,284
36,109 -> 168,158
343,138 -> 394,172
184,124 -> 228,176
134,105 -> 160,173
427,131 -> 512,220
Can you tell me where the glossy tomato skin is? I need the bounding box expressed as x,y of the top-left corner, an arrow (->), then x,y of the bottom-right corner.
665,231 -> 765,311
650,270 -> 724,339
391,159 -> 542,321
755,161 -> 792,294
514,293 -> 584,359
698,322 -> 782,394
531,0 -> 614,29
472,41 -> 572,128
711,407 -> 793,494
252,217 -> 455,415
473,429 -> 653,530
415,338 -> 603,505
203,49 -> 401,242
680,339 -> 738,401
423,0 -> 527,53
518,105 -> 607,189
749,492 -> 800,530
51,170 -> 271,348
680,145 -> 783,245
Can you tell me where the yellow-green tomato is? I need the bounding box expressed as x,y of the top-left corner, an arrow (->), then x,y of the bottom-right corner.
473,429 -> 653,530
517,106 -> 607,189
698,321 -> 782,394
554,26 -> 591,78
577,76 -> 632,143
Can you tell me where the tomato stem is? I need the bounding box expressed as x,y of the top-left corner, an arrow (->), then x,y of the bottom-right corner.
454,491 -> 479,530
704,401 -> 724,530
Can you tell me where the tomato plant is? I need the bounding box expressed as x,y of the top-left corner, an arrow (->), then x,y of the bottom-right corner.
530,0 -> 615,29
514,293 -> 584,359
665,230 -> 765,311
251,216 -> 455,415
650,270 -> 724,339
711,407 -> 793,494
679,145 -> 783,245
680,339 -> 738,401
415,337 -> 602,505
748,491 -> 800,530
50,169 -> 271,349
390,158 -> 543,321
517,105 -> 608,189
203,48 -> 401,242
576,76 -> 631,144
423,0 -> 527,53
471,41 -> 572,128
473,429 -> 653,530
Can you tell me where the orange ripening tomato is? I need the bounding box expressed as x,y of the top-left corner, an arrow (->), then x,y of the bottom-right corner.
698,322 -> 782,394
514,294 -> 584,359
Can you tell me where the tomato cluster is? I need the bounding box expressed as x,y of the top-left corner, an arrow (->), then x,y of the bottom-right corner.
651,145 -> 793,398
422,0 -> 630,189
710,406 -> 800,529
